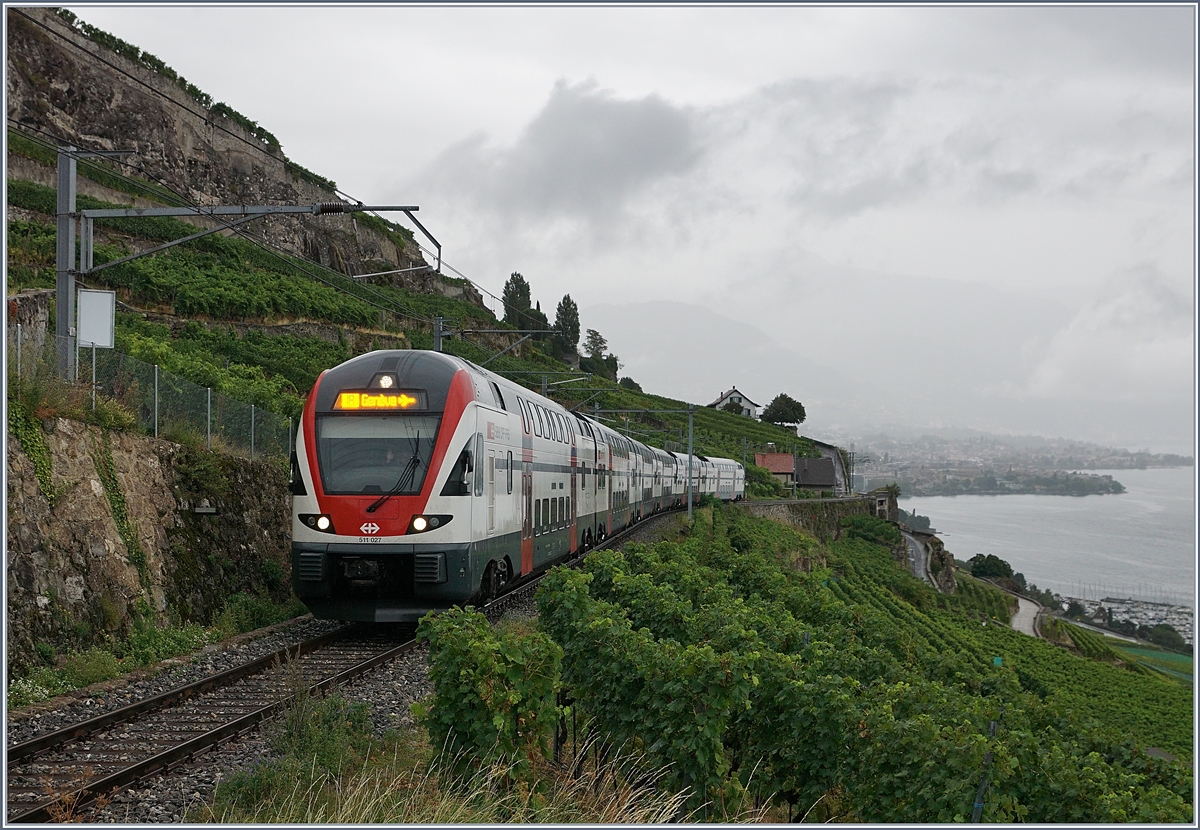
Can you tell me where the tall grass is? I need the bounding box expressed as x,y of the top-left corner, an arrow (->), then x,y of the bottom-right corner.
197,663 -> 762,824
202,729 -> 710,824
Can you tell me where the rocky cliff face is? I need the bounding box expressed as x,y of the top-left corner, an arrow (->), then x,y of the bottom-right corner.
5,7 -> 484,308
6,415 -> 291,673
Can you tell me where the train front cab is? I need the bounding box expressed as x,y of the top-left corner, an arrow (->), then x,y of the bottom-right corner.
290,351 -> 529,623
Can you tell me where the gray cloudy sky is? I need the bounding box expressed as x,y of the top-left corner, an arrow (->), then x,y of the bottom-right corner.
66,4 -> 1196,453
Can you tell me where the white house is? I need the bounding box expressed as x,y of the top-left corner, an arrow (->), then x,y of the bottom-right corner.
706,387 -> 760,418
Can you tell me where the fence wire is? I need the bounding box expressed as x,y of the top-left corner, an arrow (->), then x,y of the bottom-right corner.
8,325 -> 293,462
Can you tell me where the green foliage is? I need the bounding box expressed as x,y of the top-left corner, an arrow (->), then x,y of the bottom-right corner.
117,618 -> 212,666
535,505 -> 1192,821
92,430 -> 149,588
553,294 -> 580,353
61,648 -> 123,687
839,514 -> 902,547
969,553 -> 1014,579
1143,623 -> 1188,653
501,272 -> 533,327
213,593 -> 308,638
274,690 -> 375,772
761,392 -> 806,426
897,507 -> 931,531
583,328 -> 607,359
1064,622 -> 1120,662
578,353 -> 619,382
617,376 -> 642,392
416,607 -> 562,780
6,394 -> 58,505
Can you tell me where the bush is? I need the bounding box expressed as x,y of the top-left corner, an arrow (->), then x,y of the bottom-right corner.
840,514 -> 902,547
214,593 -> 307,638
61,648 -> 122,687
415,608 -> 562,780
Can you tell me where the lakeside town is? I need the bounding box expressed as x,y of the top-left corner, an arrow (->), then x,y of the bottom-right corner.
1062,596 -> 1194,646
845,430 -> 1192,496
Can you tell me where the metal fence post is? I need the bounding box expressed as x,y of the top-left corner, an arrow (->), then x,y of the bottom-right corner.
154,364 -> 159,438
250,404 -> 255,461
288,417 -> 293,454
207,387 -> 212,450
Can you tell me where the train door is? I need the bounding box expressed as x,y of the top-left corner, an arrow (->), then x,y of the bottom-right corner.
521,466 -> 533,575
570,459 -> 578,553
487,450 -> 496,534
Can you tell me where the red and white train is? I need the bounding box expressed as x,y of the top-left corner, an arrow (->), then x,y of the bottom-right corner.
289,350 -> 744,622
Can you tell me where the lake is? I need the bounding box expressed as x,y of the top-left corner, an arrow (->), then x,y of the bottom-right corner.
902,467 -> 1196,606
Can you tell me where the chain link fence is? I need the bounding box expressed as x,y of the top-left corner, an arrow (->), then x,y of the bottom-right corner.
7,324 -> 293,462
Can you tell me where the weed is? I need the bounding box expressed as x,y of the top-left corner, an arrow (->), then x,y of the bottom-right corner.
213,593 -> 306,638
61,648 -> 121,687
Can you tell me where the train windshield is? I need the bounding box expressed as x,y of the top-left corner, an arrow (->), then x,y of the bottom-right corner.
315,414 -> 441,495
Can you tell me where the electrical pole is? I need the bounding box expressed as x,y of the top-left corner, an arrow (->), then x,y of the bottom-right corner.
55,147 -> 77,378
433,316 -> 443,352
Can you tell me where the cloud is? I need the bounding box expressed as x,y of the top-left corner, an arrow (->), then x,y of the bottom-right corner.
413,80 -> 699,228
1015,264 -> 1193,403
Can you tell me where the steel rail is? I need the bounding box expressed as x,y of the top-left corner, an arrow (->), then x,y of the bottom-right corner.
7,508 -> 685,823
6,626 -> 354,764
8,636 -> 416,824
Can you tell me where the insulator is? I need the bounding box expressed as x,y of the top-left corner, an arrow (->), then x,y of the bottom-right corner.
315,202 -> 347,215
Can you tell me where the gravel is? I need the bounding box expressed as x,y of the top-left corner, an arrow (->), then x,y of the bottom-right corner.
7,617 -> 344,746
14,521 -> 666,823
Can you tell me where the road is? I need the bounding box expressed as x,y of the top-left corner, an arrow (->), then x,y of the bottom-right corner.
1010,594 -> 1040,637
901,531 -> 933,588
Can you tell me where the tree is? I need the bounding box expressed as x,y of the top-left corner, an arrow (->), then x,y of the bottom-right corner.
761,392 -> 806,426
528,301 -> 550,341
502,273 -> 532,327
583,329 -> 607,359
618,376 -> 642,392
721,399 -> 743,415
554,294 -> 581,353
968,553 -> 1013,579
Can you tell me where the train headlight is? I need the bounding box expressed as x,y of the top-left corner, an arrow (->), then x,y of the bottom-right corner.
300,513 -> 337,534
407,514 -> 451,534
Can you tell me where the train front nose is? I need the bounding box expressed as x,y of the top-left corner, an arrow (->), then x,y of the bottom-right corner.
291,543 -> 476,622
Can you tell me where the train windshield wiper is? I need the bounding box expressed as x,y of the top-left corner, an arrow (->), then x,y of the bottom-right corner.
366,432 -> 422,513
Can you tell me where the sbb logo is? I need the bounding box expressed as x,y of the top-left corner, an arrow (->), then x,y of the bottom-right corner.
360,522 -> 380,535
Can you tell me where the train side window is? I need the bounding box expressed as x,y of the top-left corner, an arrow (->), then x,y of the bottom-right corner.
551,496 -> 558,529
558,496 -> 565,526
440,438 -> 474,496
507,451 -> 514,494
565,496 -> 571,522
542,498 -> 550,533
535,499 -> 541,536
288,450 -> 307,495
533,405 -> 543,438
490,381 -> 506,411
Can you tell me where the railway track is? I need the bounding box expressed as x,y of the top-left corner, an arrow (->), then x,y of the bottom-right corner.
5,509 -> 682,823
